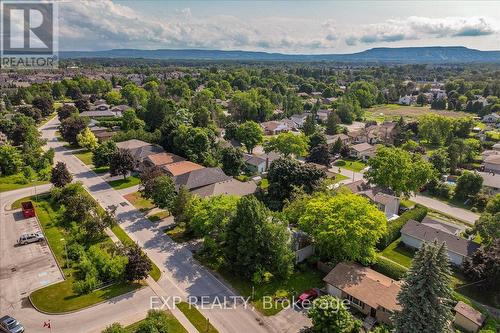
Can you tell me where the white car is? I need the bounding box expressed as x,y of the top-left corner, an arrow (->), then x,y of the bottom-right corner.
18,232 -> 44,245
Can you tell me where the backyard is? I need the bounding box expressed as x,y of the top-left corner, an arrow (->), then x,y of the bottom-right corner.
334,158 -> 367,172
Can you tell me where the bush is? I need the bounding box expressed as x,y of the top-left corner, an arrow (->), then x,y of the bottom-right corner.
73,274 -> 100,294
377,205 -> 428,250
372,255 -> 408,280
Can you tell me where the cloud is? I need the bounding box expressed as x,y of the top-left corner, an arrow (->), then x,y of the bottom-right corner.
56,1 -> 500,52
345,16 -> 498,45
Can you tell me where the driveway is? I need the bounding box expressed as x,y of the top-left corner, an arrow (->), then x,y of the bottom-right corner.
39,117 -> 276,333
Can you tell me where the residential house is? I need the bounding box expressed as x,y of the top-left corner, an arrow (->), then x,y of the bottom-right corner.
349,143 -> 376,161
478,171 -> 500,194
79,110 -> 120,118
326,133 -> 350,146
366,122 -> 397,144
143,152 -> 186,169
324,262 -> 401,326
316,109 -> 332,122
400,220 -> 480,266
453,301 -> 485,333
398,95 -> 416,105
89,126 -> 116,142
190,178 -> 257,198
173,167 -> 231,191
345,180 -> 400,219
243,152 -> 280,174
493,143 -> 500,151
420,216 -> 462,235
162,160 -> 205,177
260,120 -> 291,135
115,139 -> 165,164
483,154 -> 500,174
321,97 -> 337,105
290,113 -> 309,128
481,113 -> 500,124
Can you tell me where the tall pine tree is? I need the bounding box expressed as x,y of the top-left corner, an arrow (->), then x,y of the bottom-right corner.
393,241 -> 454,333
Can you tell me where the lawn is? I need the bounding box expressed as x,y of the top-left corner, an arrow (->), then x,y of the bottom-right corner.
177,302 -> 218,333
379,239 -> 415,268
218,268 -> 325,316
164,224 -> 193,243
0,173 -> 48,193
74,149 -> 93,165
24,195 -> 143,313
124,310 -> 187,333
400,199 -> 416,209
334,159 -> 367,172
92,166 -> 109,174
364,104 -> 470,122
110,224 -> 161,282
108,176 -> 141,190
124,191 -> 155,212
486,130 -> 500,141
331,173 -> 349,183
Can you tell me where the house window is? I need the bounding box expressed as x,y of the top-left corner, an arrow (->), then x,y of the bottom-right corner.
347,295 -> 365,308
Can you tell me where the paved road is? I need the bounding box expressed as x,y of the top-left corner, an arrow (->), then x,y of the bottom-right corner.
39,117 -> 276,332
332,167 -> 479,225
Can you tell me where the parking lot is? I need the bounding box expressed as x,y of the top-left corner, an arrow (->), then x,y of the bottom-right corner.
0,208 -> 63,314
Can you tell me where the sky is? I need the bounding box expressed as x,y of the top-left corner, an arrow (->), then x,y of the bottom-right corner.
56,0 -> 500,54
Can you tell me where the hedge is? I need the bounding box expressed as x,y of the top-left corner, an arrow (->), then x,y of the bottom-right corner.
377,205 -> 428,250
372,255 -> 408,280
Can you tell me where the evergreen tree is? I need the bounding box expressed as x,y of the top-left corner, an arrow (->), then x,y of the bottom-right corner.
393,241 -> 454,333
50,161 -> 73,187
325,111 -> 340,135
302,114 -> 317,136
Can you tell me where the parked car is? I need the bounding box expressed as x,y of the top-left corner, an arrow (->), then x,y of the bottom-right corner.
0,315 -> 24,333
18,232 -> 44,245
20,201 -> 35,218
296,288 -> 319,306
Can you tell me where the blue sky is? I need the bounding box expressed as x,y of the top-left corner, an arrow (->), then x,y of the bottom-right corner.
57,1 -> 500,53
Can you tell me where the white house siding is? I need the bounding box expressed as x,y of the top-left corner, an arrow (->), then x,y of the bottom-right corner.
295,245 -> 314,263
401,234 -> 465,266
326,284 -> 342,298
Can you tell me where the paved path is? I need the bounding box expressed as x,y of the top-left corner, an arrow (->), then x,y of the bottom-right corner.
39,117 -> 275,333
332,167 -> 479,225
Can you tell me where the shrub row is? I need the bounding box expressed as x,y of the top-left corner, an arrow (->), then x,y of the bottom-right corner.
377,204 -> 428,250
372,255 -> 408,280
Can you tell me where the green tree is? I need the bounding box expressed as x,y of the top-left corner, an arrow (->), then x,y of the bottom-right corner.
59,114 -> 88,145
109,149 -> 137,179
299,192 -> 386,263
121,108 -> 145,131
149,175 -> 177,211
302,114 -> 317,136
307,144 -> 331,166
57,104 -> 78,121
264,132 -> 309,157
76,127 -> 99,151
32,96 -> 54,117
463,239 -> 500,289
366,147 -> 435,197
92,141 -> 118,168
308,295 -> 362,333
224,196 -> 294,280
393,241 -> 454,333
453,171 -> 483,201
418,114 -> 453,145
429,148 -> 449,174
308,131 -> 327,149
236,121 -> 263,154
50,161 -> 72,187
416,93 -> 427,106
325,111 -> 340,135
186,195 -> 239,238
136,310 -> 171,333
220,146 -> 244,176
0,144 -> 23,176
101,323 -> 125,333
124,243 -> 152,282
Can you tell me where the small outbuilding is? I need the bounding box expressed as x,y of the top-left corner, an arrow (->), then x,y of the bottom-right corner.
453,301 -> 485,333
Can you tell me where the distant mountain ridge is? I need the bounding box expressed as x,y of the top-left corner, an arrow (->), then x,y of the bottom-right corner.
60,46 -> 500,64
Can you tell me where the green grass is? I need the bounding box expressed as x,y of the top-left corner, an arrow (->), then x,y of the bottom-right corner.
218,268 -> 324,316
74,149 -> 93,165
332,173 -> 349,183
379,239 -> 415,268
24,195 -> 142,313
334,159 -> 367,172
177,302 -> 219,333
147,211 -> 170,222
108,176 -> 141,190
400,199 -> 416,209
486,130 -> 500,141
124,310 -> 187,333
92,166 -> 109,174
164,225 -> 193,243
110,224 -> 161,282
124,191 -> 155,212
0,173 -> 48,193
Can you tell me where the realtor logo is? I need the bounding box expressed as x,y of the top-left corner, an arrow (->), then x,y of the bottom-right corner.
1,1 -> 58,69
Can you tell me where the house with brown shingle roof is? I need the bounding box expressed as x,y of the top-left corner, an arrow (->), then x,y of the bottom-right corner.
324,262 -> 401,326
143,152 -> 186,168
453,301 -> 485,333
162,161 -> 205,177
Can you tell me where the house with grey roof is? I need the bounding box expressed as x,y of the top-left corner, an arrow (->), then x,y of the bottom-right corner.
173,167 -> 231,191
400,219 -> 480,266
349,143 -> 376,161
115,139 -> 165,165
191,178 -> 257,198
243,152 -> 280,174
345,180 -> 400,219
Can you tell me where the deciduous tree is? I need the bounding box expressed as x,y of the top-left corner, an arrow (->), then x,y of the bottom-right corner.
109,149 -> 137,179
50,161 -> 72,187
236,121 -> 263,154
264,132 -> 309,157
76,127 -> 98,151
308,295 -> 362,333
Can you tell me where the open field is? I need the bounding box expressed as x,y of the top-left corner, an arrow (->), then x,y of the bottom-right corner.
364,104 -> 472,122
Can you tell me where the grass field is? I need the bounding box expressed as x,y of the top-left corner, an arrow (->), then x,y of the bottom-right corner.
217,268 -> 324,316
74,149 -> 93,165
177,302 -> 218,333
108,176 -> 141,190
364,104 -> 471,122
164,225 -> 192,243
148,211 -> 170,222
26,195 -> 142,313
334,159 -> 367,172
92,166 -> 109,174
124,310 -> 187,333
124,191 -> 155,212
0,173 -> 48,193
